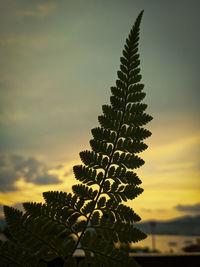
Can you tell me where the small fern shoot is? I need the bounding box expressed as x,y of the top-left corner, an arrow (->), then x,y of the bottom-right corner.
0,10 -> 152,267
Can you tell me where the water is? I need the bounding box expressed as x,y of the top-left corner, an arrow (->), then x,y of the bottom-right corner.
1,232 -> 199,254
132,234 -> 200,253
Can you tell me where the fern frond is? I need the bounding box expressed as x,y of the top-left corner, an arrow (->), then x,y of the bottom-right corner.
108,165 -> 141,185
72,184 -> 98,200
93,202 -> 140,223
67,10 -> 150,263
112,152 -> 144,169
1,10 -> 152,266
80,150 -> 109,170
79,231 -> 139,267
115,203 -> 141,222
91,127 -> 116,144
23,202 -> 79,239
106,184 -> 144,202
43,191 -> 87,225
89,219 -> 146,244
120,125 -> 152,141
0,240 -> 39,267
73,165 -> 100,185
3,206 -> 66,261
90,139 -> 113,157
116,138 -> 148,154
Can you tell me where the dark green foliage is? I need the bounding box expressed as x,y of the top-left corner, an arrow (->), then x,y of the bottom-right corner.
0,240 -> 39,267
0,10 -> 152,266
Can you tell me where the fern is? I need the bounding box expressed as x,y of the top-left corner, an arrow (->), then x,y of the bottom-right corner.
0,10 -> 152,267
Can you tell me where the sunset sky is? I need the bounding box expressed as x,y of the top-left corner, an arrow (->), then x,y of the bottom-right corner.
0,0 -> 199,221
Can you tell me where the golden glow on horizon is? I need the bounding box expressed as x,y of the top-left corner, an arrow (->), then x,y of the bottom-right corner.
0,134 -> 199,221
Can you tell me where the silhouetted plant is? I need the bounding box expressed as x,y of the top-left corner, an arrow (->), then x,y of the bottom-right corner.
0,10 -> 152,267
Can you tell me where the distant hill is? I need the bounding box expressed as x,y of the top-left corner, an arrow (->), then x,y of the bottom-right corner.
1,214 -> 200,235
136,215 -> 200,236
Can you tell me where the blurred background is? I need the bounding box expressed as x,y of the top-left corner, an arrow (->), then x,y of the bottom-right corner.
0,0 -> 199,253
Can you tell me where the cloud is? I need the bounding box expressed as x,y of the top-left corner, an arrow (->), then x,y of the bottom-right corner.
34,174 -> 61,185
0,34 -> 57,53
16,3 -> 57,19
64,170 -> 73,177
0,168 -> 18,192
0,154 -> 61,192
0,2 -> 57,21
175,203 -> 200,213
55,164 -> 64,170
